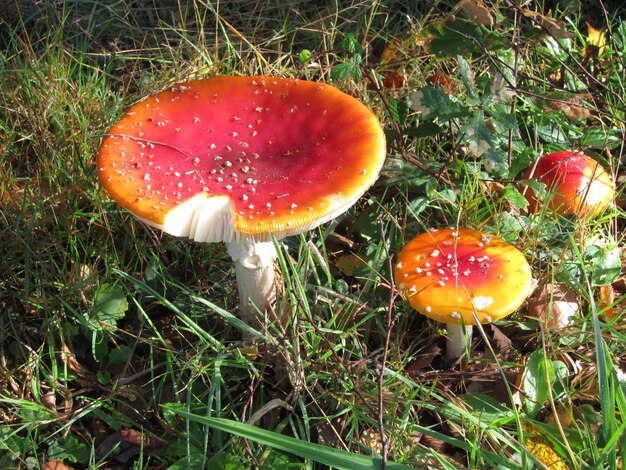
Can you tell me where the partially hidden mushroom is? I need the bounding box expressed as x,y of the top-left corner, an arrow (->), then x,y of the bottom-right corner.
98,76 -> 386,328
522,150 -> 614,218
394,228 -> 532,362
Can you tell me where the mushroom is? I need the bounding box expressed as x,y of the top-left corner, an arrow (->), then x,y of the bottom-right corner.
97,76 -> 386,328
394,228 -> 532,362
522,150 -> 614,218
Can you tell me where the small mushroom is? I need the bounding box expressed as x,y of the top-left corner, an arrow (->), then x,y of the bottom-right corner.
522,150 -> 614,217
97,76 -> 386,328
394,228 -> 532,362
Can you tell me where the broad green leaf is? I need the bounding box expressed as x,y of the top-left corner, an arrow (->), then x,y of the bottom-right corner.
89,283 -> 128,329
405,122 -> 444,138
330,63 -> 354,81
409,86 -> 470,121
580,127 -> 621,147
585,243 -> 622,286
47,436 -> 90,464
387,97 -> 410,126
500,184 -> 529,210
523,350 -> 555,418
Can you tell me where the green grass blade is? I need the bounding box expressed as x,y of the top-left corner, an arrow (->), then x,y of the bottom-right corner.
165,408 -> 416,470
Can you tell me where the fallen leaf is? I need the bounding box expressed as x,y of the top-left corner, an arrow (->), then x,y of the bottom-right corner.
60,344 -> 97,389
584,22 -> 606,63
455,0 -> 494,26
541,92 -> 592,120
42,460 -> 73,470
491,325 -> 513,359
121,429 -> 168,448
521,8 -> 572,39
527,283 -> 579,328
405,341 -> 442,372
383,71 -> 406,89
381,41 -> 400,64
599,284 -> 615,320
426,72 -> 458,94
336,253 -> 368,276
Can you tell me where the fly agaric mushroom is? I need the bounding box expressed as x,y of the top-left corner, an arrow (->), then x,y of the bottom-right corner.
97,76 -> 386,328
522,150 -> 614,218
394,228 -> 532,362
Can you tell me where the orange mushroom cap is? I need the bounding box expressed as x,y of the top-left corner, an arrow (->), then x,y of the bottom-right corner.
97,76 -> 386,243
522,150 -> 614,217
395,228 -> 532,325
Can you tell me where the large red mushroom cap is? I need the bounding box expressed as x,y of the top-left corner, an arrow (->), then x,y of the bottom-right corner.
522,150 -> 614,217
394,228 -> 532,325
97,76 -> 386,242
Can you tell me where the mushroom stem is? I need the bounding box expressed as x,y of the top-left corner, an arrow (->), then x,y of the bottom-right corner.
227,240 -> 278,329
445,323 -> 473,362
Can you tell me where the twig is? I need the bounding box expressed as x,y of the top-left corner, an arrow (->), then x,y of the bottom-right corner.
376,221 -> 400,468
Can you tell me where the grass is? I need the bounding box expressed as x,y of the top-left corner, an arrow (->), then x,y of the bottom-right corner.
1,0 -> 626,468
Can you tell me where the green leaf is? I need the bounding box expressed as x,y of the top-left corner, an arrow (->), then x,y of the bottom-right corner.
165,410 -> 416,470
331,62 -> 355,81
463,112 -> 495,157
585,243 -> 622,286
580,127 -> 622,148
457,55 -> 477,96
89,283 -> 128,330
405,122 -> 444,138
299,49 -> 311,64
523,350 -> 554,419
409,86 -> 469,121
387,98 -> 410,126
421,18 -> 507,57
47,436 -> 90,464
500,185 -> 529,210
341,33 -> 363,55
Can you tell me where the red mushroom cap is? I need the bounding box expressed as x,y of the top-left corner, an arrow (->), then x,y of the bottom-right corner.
522,150 -> 614,217
97,76 -> 386,242
394,228 -> 532,325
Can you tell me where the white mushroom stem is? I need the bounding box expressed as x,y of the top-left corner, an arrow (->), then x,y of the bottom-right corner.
227,240 -> 278,328
445,323 -> 473,362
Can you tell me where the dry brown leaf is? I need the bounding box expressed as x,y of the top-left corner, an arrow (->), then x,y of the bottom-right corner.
455,0 -> 494,26
426,72 -> 458,95
521,8 -> 572,39
527,283 -> 579,327
544,402 -> 575,428
542,93 -> 592,120
335,253 -> 368,276
383,71 -> 406,89
121,429 -> 168,448
60,344 -> 96,389
599,284 -> 616,320
491,325 -> 513,359
405,342 -> 442,372
584,22 -> 607,64
42,460 -> 73,470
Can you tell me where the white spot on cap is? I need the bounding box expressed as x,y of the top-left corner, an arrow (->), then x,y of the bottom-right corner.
473,296 -> 494,310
